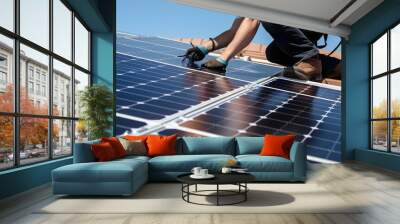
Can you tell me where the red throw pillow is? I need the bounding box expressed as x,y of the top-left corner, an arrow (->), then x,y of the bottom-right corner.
146,135 -> 177,157
91,142 -> 117,162
260,134 -> 296,159
101,137 -> 126,158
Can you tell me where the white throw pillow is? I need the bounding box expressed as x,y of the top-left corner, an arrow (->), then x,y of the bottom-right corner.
118,138 -> 147,156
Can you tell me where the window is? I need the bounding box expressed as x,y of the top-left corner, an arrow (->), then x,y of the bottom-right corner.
53,119 -> 72,158
20,0 -> 49,48
53,59 -> 72,117
0,0 -> 14,31
0,116 -> 14,170
28,67 -> 34,80
42,85 -> 46,97
371,23 -> 400,153
0,71 -> 6,85
28,81 -> 34,94
0,0 -> 91,170
74,69 -> 89,142
35,84 -> 40,96
74,17 -> 90,70
35,70 -> 40,81
0,53 -> 8,90
0,34 -> 13,113
53,0 -> 72,60
74,69 -> 89,118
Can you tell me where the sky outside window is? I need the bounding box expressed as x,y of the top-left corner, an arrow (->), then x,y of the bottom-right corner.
391,24 -> 400,70
53,0 -> 72,60
0,0 -> 14,31
117,0 -> 342,51
372,33 -> 387,76
20,0 -> 49,49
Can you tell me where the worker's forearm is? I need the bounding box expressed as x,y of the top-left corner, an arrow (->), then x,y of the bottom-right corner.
221,18 -> 260,60
204,30 -> 235,51
202,17 -> 244,52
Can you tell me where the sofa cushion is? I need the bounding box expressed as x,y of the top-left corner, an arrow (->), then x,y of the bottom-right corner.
101,137 -> 127,158
119,138 -> 147,156
235,137 -> 263,155
53,158 -> 147,183
149,154 -> 235,172
260,135 -> 295,159
180,137 -> 235,155
147,135 -> 177,157
91,142 -> 118,162
236,155 -> 293,172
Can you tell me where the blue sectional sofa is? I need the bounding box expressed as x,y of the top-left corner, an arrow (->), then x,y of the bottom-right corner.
52,137 -> 306,196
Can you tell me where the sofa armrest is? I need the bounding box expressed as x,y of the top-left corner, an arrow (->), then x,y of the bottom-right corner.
73,141 -> 99,163
289,141 -> 307,181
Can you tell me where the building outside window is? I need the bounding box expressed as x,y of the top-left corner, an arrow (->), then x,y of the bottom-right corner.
371,23 -> 400,153
35,83 -> 40,95
28,66 -> 34,80
35,69 -> 40,81
41,85 -> 46,97
28,81 -> 34,94
41,73 -> 46,83
0,54 -> 7,90
0,0 -> 91,170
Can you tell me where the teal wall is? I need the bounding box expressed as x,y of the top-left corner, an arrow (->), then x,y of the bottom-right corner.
0,158 -> 72,199
92,31 -> 115,136
0,0 -> 116,200
343,0 -> 400,171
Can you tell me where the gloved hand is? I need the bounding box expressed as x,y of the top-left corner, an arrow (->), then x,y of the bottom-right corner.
202,58 -> 227,73
180,45 -> 208,63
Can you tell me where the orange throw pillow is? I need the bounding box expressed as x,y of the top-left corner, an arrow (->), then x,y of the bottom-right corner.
91,142 -> 117,162
260,134 -> 296,159
146,135 -> 177,157
101,137 -> 126,158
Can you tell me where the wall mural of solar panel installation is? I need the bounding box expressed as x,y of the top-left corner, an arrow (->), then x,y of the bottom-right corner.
116,32 -> 342,163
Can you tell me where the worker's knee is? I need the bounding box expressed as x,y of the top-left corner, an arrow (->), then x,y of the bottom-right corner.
265,46 -> 281,63
266,53 -> 281,64
265,46 -> 293,66
243,17 -> 260,26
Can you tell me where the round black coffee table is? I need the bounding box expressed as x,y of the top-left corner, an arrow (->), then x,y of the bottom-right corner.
177,173 -> 255,206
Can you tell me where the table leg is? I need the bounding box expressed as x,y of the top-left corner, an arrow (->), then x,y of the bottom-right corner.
217,184 -> 219,206
187,184 -> 190,202
245,183 -> 247,201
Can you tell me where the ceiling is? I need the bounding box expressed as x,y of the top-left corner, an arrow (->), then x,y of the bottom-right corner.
171,0 -> 384,37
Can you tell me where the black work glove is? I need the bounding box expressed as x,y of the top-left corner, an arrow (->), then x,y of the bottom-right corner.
202,59 -> 227,73
182,46 -> 207,62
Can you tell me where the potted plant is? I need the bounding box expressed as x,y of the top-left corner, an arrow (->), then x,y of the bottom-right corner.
79,84 -> 114,140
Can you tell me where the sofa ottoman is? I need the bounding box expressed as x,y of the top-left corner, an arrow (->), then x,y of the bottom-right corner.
52,156 -> 148,196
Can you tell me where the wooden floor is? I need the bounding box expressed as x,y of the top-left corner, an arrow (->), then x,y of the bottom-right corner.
1,162 -> 400,224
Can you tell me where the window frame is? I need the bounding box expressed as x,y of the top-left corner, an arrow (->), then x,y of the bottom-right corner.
370,20 -> 400,154
0,0 -> 92,171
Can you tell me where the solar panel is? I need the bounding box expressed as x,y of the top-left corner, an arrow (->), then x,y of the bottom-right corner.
116,53 -> 249,128
116,33 -> 342,162
156,80 -> 341,161
117,34 -> 282,82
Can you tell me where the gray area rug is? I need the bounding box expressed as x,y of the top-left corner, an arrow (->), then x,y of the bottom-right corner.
38,183 -> 362,214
